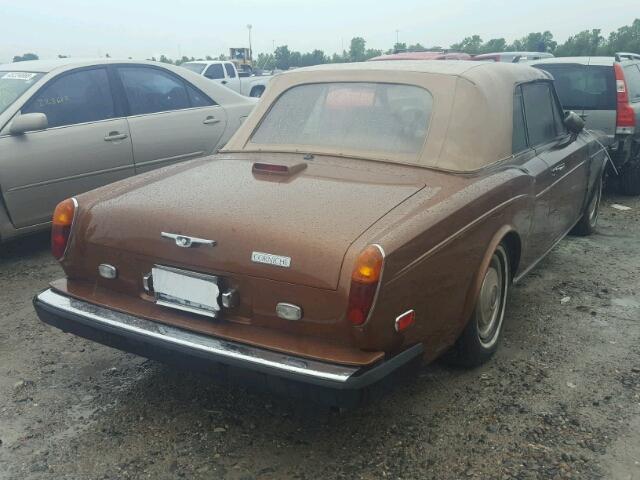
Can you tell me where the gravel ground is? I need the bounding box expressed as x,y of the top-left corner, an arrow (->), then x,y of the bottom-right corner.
1,193 -> 639,480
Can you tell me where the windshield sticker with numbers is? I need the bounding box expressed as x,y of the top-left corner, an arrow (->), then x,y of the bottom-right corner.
2,72 -> 38,81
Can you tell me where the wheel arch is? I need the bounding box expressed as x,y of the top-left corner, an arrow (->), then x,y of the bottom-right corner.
461,226 -> 521,327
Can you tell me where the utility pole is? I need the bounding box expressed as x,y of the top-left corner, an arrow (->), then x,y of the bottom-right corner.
247,24 -> 252,62
395,29 -> 399,47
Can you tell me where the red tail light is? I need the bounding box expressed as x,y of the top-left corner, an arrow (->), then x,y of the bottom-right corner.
347,245 -> 384,326
614,63 -> 636,132
51,198 -> 77,259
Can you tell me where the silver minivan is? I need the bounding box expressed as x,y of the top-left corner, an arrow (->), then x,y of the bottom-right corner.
532,56 -> 640,194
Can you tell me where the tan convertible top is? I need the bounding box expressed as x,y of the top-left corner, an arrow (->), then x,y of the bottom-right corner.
223,61 -> 548,172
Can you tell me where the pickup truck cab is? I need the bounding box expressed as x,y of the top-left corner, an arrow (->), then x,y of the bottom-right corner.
182,61 -> 270,98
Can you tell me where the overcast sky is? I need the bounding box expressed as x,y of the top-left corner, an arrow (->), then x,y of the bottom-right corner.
1,0 -> 636,63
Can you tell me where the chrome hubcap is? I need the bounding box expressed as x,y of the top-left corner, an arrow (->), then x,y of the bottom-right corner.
476,248 -> 508,348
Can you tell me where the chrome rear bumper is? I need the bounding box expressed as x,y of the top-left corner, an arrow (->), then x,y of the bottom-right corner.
34,289 -> 423,391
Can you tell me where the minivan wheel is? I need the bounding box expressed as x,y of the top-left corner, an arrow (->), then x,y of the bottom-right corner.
619,159 -> 640,196
571,174 -> 602,236
447,244 -> 510,367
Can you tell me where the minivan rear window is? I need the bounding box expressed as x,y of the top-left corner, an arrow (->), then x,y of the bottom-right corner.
535,64 -> 616,111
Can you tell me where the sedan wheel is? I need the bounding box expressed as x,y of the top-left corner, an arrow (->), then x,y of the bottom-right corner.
571,175 -> 603,236
477,247 -> 508,349
449,243 -> 510,367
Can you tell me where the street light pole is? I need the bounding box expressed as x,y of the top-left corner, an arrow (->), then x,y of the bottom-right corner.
395,29 -> 399,47
247,24 -> 253,62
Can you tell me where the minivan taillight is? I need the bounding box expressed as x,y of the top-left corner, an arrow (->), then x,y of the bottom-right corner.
51,198 -> 77,259
614,63 -> 636,134
347,245 -> 384,326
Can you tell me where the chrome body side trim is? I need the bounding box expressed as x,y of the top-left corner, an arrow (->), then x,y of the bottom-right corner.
35,289 -> 359,383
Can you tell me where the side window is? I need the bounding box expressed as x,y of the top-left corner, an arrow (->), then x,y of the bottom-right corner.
204,64 -> 225,80
117,67 -> 190,115
625,65 -> 640,103
550,88 -> 568,137
224,63 -> 236,78
522,82 -> 557,147
22,68 -> 114,128
186,84 -> 215,107
512,86 -> 528,154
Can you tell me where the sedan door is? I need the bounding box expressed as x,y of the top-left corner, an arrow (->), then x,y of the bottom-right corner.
0,67 -> 134,228
522,81 -> 589,245
114,65 -> 228,174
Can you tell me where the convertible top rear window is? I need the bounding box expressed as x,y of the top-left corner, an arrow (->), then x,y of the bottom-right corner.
249,82 -> 433,159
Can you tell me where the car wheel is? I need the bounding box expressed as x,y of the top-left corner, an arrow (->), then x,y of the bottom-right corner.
448,243 -> 510,367
571,174 -> 602,236
619,159 -> 640,196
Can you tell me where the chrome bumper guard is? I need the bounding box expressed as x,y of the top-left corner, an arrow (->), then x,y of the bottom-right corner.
34,289 -> 423,390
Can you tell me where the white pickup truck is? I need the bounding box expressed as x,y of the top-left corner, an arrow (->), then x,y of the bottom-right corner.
182,61 -> 271,98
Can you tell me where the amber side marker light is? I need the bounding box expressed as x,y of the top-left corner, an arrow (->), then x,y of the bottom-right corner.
51,198 -> 77,259
347,245 -> 384,326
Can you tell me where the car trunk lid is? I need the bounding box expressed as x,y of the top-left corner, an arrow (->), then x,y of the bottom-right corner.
78,157 -> 424,290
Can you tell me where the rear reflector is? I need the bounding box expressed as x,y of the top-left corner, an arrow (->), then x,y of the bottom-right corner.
252,162 -> 307,176
614,63 -> 636,131
51,198 -> 77,259
395,310 -> 416,332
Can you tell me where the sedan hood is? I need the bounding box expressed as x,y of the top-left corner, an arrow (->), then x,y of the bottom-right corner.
78,158 -> 424,290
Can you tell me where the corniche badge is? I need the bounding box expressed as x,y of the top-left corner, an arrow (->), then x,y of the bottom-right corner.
161,232 -> 216,248
251,251 -> 291,268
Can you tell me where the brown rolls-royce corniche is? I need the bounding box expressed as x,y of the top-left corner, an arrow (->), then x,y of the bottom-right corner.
34,61 -> 607,403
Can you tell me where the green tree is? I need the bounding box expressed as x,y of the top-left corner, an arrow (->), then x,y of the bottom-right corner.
364,48 -> 382,59
479,38 -> 507,54
330,51 -> 348,63
274,45 -> 291,70
289,51 -> 302,67
349,37 -> 366,62
158,54 -> 174,64
555,29 -> 604,56
300,49 -> 327,67
407,43 -> 425,51
387,42 -> 407,54
607,19 -> 640,55
12,53 -> 39,62
450,35 -> 483,54
509,31 -> 557,52
256,52 -> 276,70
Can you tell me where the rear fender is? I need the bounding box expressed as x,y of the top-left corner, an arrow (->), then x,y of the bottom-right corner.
460,225 -> 518,327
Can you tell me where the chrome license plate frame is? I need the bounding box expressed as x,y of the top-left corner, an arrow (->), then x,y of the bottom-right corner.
151,265 -> 220,318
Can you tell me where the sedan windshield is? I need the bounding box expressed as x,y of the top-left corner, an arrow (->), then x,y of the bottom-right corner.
182,63 -> 206,74
249,82 -> 433,159
0,71 -> 44,115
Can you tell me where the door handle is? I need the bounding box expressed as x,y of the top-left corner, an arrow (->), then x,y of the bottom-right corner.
221,80 -> 228,85
104,131 -> 128,141
551,163 -> 566,174
203,116 -> 221,125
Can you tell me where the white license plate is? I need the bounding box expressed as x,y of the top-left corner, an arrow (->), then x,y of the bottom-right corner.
152,265 -> 220,318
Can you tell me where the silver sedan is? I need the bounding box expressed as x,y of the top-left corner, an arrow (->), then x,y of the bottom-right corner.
0,58 -> 257,243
